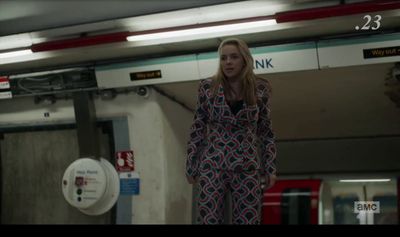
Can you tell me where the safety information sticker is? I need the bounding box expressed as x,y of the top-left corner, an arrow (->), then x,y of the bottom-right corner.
119,171 -> 140,195
0,91 -> 12,99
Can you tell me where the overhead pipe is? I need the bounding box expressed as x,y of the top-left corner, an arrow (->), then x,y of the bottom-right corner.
30,16 -> 275,52
31,31 -> 131,52
30,0 -> 400,52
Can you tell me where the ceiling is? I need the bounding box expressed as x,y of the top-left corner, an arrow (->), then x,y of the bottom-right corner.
1,0 -> 400,111
0,0 -> 242,36
1,0 -> 399,75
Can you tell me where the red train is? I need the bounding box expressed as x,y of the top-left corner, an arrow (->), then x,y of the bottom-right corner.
262,177 -> 399,224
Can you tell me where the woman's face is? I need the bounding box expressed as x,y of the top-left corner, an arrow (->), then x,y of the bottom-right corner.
220,44 -> 245,80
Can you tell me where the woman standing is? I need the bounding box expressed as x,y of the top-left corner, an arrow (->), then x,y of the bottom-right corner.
186,38 -> 277,224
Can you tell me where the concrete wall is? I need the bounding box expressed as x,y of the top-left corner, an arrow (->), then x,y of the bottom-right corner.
1,128 -> 113,224
0,87 -> 193,224
266,63 -> 400,174
157,93 -> 193,224
277,136 -> 400,174
268,63 -> 400,139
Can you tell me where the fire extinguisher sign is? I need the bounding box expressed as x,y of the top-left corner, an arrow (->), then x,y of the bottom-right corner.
0,76 -> 10,89
115,150 -> 135,172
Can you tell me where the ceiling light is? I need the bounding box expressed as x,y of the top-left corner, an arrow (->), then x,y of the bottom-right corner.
126,19 -> 277,42
339,179 -> 391,183
0,49 -> 32,59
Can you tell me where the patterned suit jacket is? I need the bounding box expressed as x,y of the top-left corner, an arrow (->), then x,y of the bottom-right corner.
186,78 -> 276,177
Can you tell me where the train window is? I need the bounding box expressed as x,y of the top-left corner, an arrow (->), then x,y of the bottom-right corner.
281,188 -> 311,225
333,195 -> 359,224
373,195 -> 398,224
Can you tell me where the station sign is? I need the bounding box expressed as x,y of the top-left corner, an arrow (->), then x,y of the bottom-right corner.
130,70 -> 162,80
363,46 -> 400,59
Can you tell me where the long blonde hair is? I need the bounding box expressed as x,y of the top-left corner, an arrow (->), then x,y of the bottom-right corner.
211,38 -> 257,105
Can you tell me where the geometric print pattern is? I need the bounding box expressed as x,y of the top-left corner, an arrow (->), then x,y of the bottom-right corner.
186,78 -> 277,178
197,168 -> 262,224
186,78 -> 276,224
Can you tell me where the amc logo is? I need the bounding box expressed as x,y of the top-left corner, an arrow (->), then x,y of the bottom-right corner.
354,201 -> 380,213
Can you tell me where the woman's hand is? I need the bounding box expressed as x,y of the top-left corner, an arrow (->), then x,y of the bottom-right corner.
186,175 -> 198,184
261,174 -> 277,190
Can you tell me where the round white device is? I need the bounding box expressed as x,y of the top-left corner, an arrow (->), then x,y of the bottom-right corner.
62,158 -> 120,215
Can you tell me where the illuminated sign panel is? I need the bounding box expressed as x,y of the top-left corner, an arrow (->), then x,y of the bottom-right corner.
130,70 -> 162,81
363,46 -> 400,58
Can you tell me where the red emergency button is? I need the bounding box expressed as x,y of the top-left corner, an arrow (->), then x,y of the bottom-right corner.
75,176 -> 84,187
